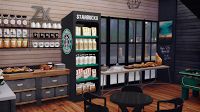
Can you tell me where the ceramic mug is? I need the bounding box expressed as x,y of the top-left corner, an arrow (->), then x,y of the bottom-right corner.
44,42 -> 50,47
45,33 -> 50,38
36,22 -> 41,28
57,23 -> 61,29
54,42 -> 60,47
31,22 -> 36,28
42,23 -> 47,28
53,23 -> 57,29
32,42 -> 38,48
40,33 -> 45,38
39,42 -> 44,48
47,23 -> 51,28
50,42 -> 55,47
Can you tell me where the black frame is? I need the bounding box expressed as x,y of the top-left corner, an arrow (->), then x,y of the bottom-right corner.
100,16 -> 159,88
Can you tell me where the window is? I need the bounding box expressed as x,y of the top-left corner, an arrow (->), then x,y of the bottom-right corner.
100,17 -> 158,86
144,21 -> 158,80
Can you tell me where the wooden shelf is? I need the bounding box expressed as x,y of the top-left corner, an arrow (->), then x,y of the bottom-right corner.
42,84 -> 68,89
76,76 -> 98,83
16,100 -> 37,105
14,88 -> 36,93
75,36 -> 98,38
30,28 -> 61,30
76,50 -> 98,53
41,95 -> 68,101
76,64 -> 98,68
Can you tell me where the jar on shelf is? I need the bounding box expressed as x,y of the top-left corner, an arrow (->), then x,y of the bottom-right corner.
0,14 -> 2,27
17,38 -> 22,48
10,29 -> 16,37
11,38 -> 17,48
4,28 -> 10,37
17,29 -> 22,37
22,16 -> 28,27
22,39 -> 28,48
0,38 -> 3,48
0,28 -> 2,37
16,15 -> 22,27
22,29 -> 28,37
10,15 -> 16,27
4,38 -> 10,48
3,14 -> 9,27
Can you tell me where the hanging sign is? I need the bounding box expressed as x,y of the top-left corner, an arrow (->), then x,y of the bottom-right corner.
62,28 -> 73,54
76,14 -> 98,21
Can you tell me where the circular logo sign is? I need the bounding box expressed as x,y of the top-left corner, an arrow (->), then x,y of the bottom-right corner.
62,28 -> 73,54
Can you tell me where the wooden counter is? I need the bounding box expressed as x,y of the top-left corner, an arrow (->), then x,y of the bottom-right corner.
3,69 -> 70,81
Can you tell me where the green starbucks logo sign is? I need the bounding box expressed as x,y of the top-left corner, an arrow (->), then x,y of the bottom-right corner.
62,28 -> 73,54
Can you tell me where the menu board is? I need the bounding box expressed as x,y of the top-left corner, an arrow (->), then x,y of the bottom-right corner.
159,45 -> 171,61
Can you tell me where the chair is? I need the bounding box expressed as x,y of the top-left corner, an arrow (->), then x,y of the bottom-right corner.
156,98 -> 184,112
83,92 -> 109,112
121,85 -> 143,93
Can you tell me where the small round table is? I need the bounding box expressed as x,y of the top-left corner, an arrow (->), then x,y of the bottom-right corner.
110,91 -> 153,112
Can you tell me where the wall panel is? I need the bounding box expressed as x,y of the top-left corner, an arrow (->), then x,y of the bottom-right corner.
0,0 -> 158,67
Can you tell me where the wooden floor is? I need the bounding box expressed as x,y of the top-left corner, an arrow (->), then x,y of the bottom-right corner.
17,84 -> 200,112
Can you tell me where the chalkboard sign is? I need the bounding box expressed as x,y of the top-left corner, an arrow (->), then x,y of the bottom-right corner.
159,45 -> 171,61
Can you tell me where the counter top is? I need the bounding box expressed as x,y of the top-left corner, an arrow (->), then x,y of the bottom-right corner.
101,65 -> 170,75
0,82 -> 16,101
3,69 -> 70,80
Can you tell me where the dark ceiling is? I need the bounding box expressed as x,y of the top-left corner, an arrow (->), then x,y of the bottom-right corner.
180,0 -> 200,18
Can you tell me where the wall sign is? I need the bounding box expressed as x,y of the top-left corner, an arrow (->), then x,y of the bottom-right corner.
31,6 -> 51,21
159,45 -> 171,61
62,28 -> 73,54
76,14 -> 98,21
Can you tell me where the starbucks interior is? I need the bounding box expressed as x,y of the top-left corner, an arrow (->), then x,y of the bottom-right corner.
0,0 -> 200,112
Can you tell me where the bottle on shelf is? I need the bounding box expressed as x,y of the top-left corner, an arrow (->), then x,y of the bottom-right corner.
92,39 -> 97,50
84,54 -> 88,65
79,54 -> 84,65
88,39 -> 93,50
76,39 -> 79,50
79,39 -> 83,50
83,39 -> 88,50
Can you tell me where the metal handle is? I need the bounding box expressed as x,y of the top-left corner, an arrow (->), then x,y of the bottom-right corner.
45,91 -> 51,94
59,89 -> 64,92
26,94 -> 32,97
17,83 -> 23,87
52,80 -> 58,83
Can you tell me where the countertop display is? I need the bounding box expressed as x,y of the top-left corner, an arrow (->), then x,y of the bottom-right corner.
0,83 -> 16,101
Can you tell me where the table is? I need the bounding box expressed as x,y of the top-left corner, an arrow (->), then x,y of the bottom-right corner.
110,91 -> 153,112
101,65 -> 171,94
